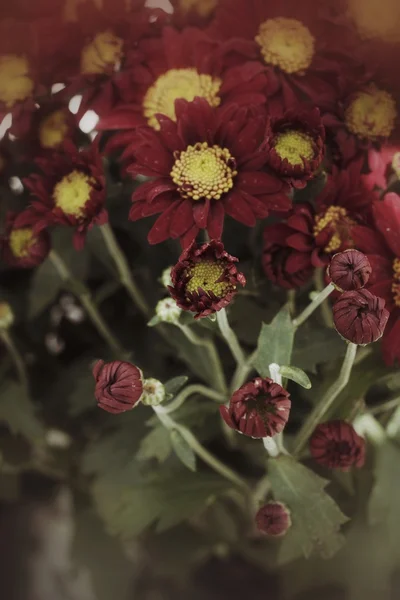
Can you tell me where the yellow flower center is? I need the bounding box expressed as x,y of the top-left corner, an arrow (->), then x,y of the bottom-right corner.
38,109 -> 69,149
185,260 -> 232,297
143,68 -> 221,130
171,142 -> 237,201
255,18 -> 315,74
392,258 -> 400,307
273,130 -> 315,166
81,30 -> 124,75
53,170 -> 95,217
392,152 -> 400,178
0,55 -> 34,108
313,206 -> 356,254
9,228 -> 35,258
179,0 -> 218,17
345,85 -> 397,141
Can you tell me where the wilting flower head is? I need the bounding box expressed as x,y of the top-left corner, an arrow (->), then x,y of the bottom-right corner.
255,501 -> 292,537
1,210 -> 50,268
169,240 -> 245,319
328,249 -> 372,291
310,420 -> 366,470
25,142 -> 107,250
219,377 -> 291,439
127,98 -> 290,247
93,359 -> 143,414
265,107 -> 325,188
333,289 -> 389,344
140,378 -> 166,406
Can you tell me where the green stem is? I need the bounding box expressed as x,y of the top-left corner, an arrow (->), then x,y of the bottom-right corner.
99,223 -> 150,317
49,250 -> 125,358
217,308 -> 246,366
0,329 -> 28,391
230,349 -> 257,393
178,324 -> 227,393
370,396 -> 400,415
293,342 -> 358,456
314,268 -> 334,328
154,407 -> 251,494
292,282 -> 335,328
159,384 -> 226,414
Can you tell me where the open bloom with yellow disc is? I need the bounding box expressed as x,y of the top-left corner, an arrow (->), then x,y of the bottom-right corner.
127,97 -> 291,247
262,162 -> 376,289
62,0 -> 166,121
25,142 -> 107,251
168,240 -> 246,319
208,0 -> 349,113
98,26 -> 268,133
265,107 -> 325,188
1,209 -> 50,269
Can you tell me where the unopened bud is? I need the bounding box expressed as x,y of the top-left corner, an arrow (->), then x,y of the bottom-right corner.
141,378 -> 166,406
0,302 -> 14,329
333,289 -> 389,345
160,266 -> 173,288
255,501 -> 291,537
155,297 -> 181,324
328,249 -> 371,291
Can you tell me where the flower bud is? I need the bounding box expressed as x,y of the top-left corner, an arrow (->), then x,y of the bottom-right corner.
328,249 -> 371,291
1,210 -> 50,269
220,377 -> 291,439
333,289 -> 389,345
160,266 -> 173,288
0,302 -> 14,329
310,420 -> 366,470
155,297 -> 181,324
255,501 -> 292,537
140,378 -> 166,406
93,360 -> 143,414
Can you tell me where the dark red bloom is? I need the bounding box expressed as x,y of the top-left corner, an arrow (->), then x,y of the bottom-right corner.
169,240 -> 245,318
93,359 -> 143,414
310,420 -> 366,470
328,249 -> 372,291
333,289 -> 389,344
352,193 -> 400,364
362,145 -> 400,192
99,25 -> 268,133
262,163 -> 374,289
220,377 -> 291,439
126,98 -> 290,247
25,141 -> 107,250
265,107 -> 325,188
1,210 -> 50,268
255,501 -> 292,537
208,0 -> 349,112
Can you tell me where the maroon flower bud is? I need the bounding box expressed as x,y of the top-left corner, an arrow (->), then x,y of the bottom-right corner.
93,360 -> 143,414
219,377 -> 291,439
1,210 -> 50,268
333,289 -> 389,345
169,240 -> 246,319
310,420 -> 366,470
328,249 -> 372,291
255,501 -> 292,537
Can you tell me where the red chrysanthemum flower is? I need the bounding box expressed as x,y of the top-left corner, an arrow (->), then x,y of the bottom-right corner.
328,249 -> 372,291
126,98 -> 290,247
208,0 -> 349,112
220,377 -> 291,439
265,107 -> 325,188
61,0 -> 166,121
255,501 -> 292,537
310,420 -> 366,470
98,26 -> 268,133
262,162 -> 375,289
362,145 -> 400,192
25,141 -> 107,251
1,209 -> 50,268
168,240 -> 245,318
93,359 -> 144,414
353,193 -> 400,364
169,0 -> 219,28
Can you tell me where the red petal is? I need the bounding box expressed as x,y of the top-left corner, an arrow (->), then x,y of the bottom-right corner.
169,200 -> 194,237
207,202 -> 225,240
352,225 -> 389,257
373,194 -> 400,257
223,191 -> 256,226
148,200 -> 182,244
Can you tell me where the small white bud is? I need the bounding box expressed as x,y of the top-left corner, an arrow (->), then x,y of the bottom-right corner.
0,302 -> 14,330
155,297 -> 181,324
141,378 -> 166,406
160,266 -> 173,288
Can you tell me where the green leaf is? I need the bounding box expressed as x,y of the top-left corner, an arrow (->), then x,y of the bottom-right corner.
164,376 -> 189,396
292,324 -> 346,374
268,455 -> 348,562
0,382 -> 44,442
147,315 -> 161,327
137,426 -> 172,463
170,429 -> 197,472
279,366 -> 312,389
253,305 -> 295,377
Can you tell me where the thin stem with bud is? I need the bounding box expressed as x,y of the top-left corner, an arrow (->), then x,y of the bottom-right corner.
157,384 -> 226,415
292,282 -> 335,328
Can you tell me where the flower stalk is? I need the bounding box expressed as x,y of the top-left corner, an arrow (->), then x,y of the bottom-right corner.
0,329 -> 28,391
99,223 -> 150,317
217,308 -> 246,366
159,384 -> 226,415
293,342 -> 358,456
49,250 -> 125,358
292,281 -> 335,328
